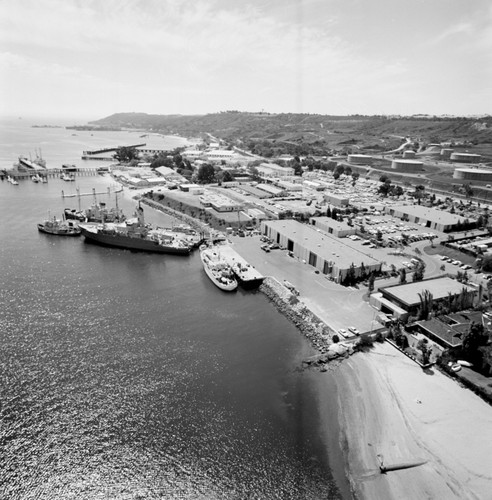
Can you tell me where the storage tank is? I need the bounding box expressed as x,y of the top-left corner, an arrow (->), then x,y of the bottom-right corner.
440,148 -> 453,159
347,154 -> 373,165
450,152 -> 481,163
391,159 -> 423,172
453,168 -> 492,181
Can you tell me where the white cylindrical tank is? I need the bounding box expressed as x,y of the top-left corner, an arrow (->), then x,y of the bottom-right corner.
391,159 -> 423,172
403,150 -> 416,159
347,154 -> 373,165
450,152 -> 481,163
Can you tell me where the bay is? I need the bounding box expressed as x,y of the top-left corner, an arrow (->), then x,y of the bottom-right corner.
0,121 -> 350,499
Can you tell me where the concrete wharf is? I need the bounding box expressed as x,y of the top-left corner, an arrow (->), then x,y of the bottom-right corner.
218,245 -> 264,285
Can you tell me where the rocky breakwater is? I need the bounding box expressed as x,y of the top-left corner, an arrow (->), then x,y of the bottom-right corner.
260,277 -> 355,370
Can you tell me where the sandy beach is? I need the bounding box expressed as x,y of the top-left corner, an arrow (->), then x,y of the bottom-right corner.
333,342 -> 492,500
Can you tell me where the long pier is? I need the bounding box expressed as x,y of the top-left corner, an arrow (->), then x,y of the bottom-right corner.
82,143 -> 146,155
61,186 -> 123,198
1,167 -> 101,180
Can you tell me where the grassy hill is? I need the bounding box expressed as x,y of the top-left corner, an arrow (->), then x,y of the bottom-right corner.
90,112 -> 492,153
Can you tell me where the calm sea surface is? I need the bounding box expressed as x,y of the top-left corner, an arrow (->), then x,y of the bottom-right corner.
0,120 -> 350,499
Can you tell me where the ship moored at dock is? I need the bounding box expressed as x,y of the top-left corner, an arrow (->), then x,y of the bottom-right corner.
79,204 -> 192,255
200,247 -> 238,291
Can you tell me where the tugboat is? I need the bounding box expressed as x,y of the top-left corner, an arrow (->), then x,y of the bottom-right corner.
79,203 -> 192,255
37,216 -> 81,236
200,246 -> 238,291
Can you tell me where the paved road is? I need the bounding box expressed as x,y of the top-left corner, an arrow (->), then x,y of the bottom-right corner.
229,235 -> 379,334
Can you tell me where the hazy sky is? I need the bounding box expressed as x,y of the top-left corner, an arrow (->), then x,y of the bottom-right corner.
1,0 -> 491,120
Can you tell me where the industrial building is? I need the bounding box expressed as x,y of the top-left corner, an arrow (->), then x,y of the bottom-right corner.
369,277 -> 477,321
260,219 -> 381,282
199,194 -> 241,212
323,192 -> 349,207
453,168 -> 492,182
256,163 -> 294,178
391,159 -> 424,172
450,152 -> 481,163
309,217 -> 355,238
384,204 -> 473,232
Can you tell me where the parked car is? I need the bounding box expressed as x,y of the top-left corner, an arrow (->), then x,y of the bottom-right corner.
348,326 -> 360,335
260,244 -> 270,252
269,243 -> 280,250
338,329 -> 348,338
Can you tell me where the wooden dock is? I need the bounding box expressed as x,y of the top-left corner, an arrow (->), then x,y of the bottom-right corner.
1,167 -> 100,180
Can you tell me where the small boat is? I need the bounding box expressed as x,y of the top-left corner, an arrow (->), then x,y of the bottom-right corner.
37,216 -> 81,236
60,172 -> 75,181
7,176 -> 19,185
457,360 -> 473,367
31,173 -> 43,183
200,247 -> 238,291
451,363 -> 462,372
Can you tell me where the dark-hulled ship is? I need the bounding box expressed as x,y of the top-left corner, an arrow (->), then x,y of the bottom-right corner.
79,204 -> 192,255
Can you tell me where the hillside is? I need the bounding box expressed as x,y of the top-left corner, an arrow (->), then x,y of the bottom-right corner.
90,112 -> 492,152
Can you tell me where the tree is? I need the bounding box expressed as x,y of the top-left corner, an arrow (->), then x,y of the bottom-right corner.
368,272 -> 375,293
462,322 -> 488,364
223,171 -> 233,182
249,166 -> 261,182
463,183 -> 474,199
197,163 -> 216,184
417,289 -> 433,320
114,146 -> 139,163
345,263 -> 357,286
413,261 -> 426,282
399,268 -> 407,284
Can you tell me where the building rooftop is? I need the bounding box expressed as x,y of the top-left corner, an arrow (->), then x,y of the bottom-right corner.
264,219 -> 380,268
382,277 -> 475,308
310,216 -> 353,232
390,204 -> 471,225
415,318 -> 464,348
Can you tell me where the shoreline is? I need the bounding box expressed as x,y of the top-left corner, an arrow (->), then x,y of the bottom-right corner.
335,343 -> 492,500
138,193 -> 492,500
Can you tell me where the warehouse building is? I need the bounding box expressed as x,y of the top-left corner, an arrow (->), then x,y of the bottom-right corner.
309,217 -> 355,238
323,192 -> 349,207
260,219 -> 381,282
370,277 -> 477,321
384,204 -> 473,232
256,163 -> 294,178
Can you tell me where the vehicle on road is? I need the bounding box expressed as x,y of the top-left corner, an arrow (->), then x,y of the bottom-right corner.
338,329 -> 348,338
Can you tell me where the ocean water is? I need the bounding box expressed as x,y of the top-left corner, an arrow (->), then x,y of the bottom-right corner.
0,121 -> 350,499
